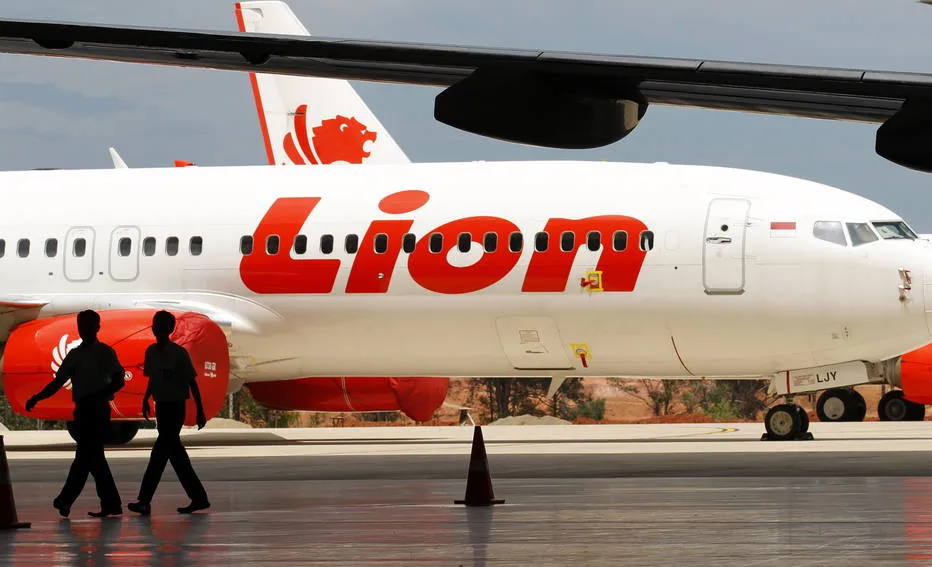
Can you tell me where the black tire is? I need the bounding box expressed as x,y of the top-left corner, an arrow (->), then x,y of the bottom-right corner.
849,389 -> 867,422
816,389 -> 854,422
66,420 -> 139,445
105,422 -> 140,445
798,406 -> 810,433
764,404 -> 802,441
879,390 -> 910,421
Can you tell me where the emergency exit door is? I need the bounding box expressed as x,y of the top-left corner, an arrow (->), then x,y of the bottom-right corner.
64,227 -> 95,282
702,198 -> 750,294
109,226 -> 141,281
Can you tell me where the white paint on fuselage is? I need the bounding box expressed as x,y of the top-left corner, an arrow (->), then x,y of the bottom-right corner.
0,160 -> 929,383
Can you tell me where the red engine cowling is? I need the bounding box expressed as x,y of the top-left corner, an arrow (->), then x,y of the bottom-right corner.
901,343 -> 932,405
247,377 -> 449,422
2,309 -> 230,426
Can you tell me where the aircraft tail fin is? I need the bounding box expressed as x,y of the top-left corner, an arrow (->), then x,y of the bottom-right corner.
235,1 -> 409,166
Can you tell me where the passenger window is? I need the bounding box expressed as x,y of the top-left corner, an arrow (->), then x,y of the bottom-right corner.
484,232 -> 497,253
561,231 -> 575,252
143,237 -> 156,257
402,233 -> 416,254
847,223 -> 878,247
586,231 -> 601,252
166,237 -> 179,256
293,235 -> 307,255
535,232 -> 549,252
457,233 -> 471,253
345,234 -> 359,254
17,239 -> 29,258
73,238 -> 86,258
190,236 -> 203,256
640,231 -> 654,251
118,237 -> 132,257
45,238 -> 58,258
509,232 -> 523,252
374,233 -> 388,254
0,239 -> 5,258
429,233 -> 443,253
240,235 -> 253,255
266,235 -> 280,255
320,234 -> 334,254
612,231 -> 627,252
813,221 -> 847,246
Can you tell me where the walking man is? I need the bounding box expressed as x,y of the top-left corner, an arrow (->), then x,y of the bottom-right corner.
26,309 -> 125,518
128,310 -> 210,516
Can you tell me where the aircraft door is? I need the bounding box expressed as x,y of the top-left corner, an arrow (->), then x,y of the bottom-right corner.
109,226 -> 141,281
63,227 -> 95,282
702,198 -> 750,294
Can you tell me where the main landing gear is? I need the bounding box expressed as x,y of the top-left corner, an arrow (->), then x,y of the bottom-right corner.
878,390 -> 926,421
815,388 -> 867,423
762,402 -> 813,441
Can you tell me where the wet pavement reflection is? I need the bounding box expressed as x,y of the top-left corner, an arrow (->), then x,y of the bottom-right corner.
3,477 -> 932,565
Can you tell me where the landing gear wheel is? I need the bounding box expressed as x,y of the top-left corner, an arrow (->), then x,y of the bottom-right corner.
849,389 -> 867,422
68,421 -> 140,445
907,402 -> 927,421
105,422 -> 140,445
816,389 -> 867,422
763,404 -> 811,441
879,390 -> 911,421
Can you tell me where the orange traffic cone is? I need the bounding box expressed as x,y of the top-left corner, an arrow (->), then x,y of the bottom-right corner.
0,436 -> 30,530
454,426 -> 504,507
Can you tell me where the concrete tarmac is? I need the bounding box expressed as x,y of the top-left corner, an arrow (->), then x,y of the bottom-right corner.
4,422 -> 932,565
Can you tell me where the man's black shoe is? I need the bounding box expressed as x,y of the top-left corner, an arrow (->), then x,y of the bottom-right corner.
88,507 -> 122,518
52,498 -> 70,518
177,500 -> 210,514
127,502 -> 151,516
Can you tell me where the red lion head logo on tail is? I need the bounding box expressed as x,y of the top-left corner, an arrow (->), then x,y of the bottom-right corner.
282,105 -> 377,165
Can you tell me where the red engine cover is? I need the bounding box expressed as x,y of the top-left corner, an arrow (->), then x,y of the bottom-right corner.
2,310 -> 230,426
247,377 -> 449,422
901,343 -> 932,405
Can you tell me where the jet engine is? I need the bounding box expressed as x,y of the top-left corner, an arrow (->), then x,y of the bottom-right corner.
246,377 -> 449,422
1,309 -> 230,438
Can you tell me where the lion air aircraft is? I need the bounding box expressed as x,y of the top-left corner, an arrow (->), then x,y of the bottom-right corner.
2,2 -> 932,444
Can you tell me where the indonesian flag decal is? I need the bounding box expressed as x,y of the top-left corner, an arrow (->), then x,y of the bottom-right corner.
770,221 -> 796,238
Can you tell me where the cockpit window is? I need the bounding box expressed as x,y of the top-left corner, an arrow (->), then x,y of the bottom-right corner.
813,221 -> 847,246
872,221 -> 918,240
846,223 -> 879,247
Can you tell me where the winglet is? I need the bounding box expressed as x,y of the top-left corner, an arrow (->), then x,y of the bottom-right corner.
108,147 -> 128,169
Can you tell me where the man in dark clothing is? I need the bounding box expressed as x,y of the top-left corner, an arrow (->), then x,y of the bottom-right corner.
128,310 -> 209,516
26,309 -> 126,518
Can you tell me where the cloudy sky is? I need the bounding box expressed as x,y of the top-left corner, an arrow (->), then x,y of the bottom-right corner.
1,1 -> 931,227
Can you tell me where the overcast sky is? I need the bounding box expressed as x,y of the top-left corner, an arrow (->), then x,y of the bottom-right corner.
1,1 -> 931,228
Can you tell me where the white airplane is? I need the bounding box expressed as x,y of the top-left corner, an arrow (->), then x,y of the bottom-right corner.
0,2 -> 932,444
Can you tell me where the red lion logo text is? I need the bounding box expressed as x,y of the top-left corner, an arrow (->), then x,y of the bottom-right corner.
283,105 -> 377,165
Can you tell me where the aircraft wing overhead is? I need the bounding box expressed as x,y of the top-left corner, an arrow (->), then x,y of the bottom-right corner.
2,16 -> 932,170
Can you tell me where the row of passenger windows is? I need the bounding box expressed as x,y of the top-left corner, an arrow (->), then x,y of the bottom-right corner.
240,230 -> 656,256
0,229 -> 656,260
0,236 -> 203,259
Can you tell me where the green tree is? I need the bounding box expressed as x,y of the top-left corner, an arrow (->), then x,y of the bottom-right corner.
237,387 -> 299,428
609,378 -> 686,416
466,378 -> 601,422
